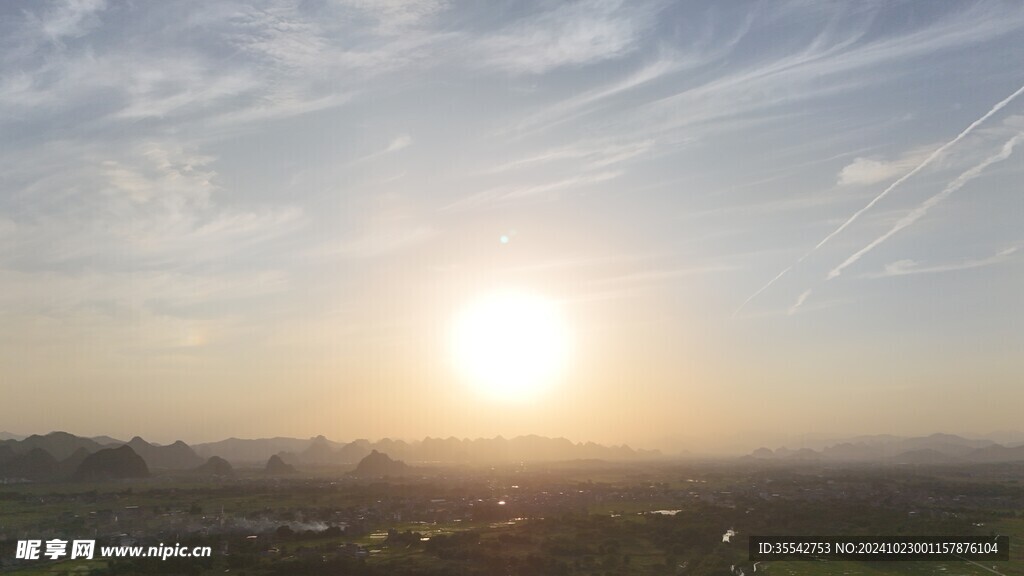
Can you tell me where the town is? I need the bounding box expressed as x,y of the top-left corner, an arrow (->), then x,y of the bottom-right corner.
2,455 -> 1021,575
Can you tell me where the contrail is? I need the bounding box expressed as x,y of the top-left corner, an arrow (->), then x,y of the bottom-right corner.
733,82 -> 1024,317
828,133 -> 1023,280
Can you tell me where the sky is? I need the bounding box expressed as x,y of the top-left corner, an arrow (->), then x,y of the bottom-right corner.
1,0 -> 1022,454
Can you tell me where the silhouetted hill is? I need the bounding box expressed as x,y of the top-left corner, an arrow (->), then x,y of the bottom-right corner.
336,439 -> 373,463
376,438 -> 412,459
127,437 -> 203,470
194,456 -> 234,476
300,435 -> 343,464
0,448 -> 59,481
0,431 -> 24,441
350,450 -> 410,477
897,434 -> 994,457
265,454 -> 297,475
58,447 -> 91,478
75,446 -> 149,481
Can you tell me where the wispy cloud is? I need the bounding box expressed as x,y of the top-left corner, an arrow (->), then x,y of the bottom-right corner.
498,57 -> 684,136
323,193 -> 435,259
349,134 -> 415,165
864,247 -> 1019,278
787,290 -> 812,316
386,134 -> 413,152
337,0 -> 450,36
0,268 -> 289,314
486,139 -> 654,174
608,3 -> 1024,149
477,0 -> 658,75
30,0 -> 108,44
496,6 -> 756,137
442,171 -> 621,212
570,263 -> 734,303
332,226 -> 436,259
0,140 -> 303,274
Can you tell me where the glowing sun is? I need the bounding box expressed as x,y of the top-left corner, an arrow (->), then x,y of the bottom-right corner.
451,290 -> 570,401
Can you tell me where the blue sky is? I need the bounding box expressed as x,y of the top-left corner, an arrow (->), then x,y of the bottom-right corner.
1,0 -> 1022,452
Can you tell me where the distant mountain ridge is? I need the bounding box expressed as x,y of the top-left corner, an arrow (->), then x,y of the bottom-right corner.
748,433 -> 1024,464
192,437 -> 323,463
0,432 -> 202,473
0,442 -> 151,483
269,434 -> 661,467
6,431 -> 1024,476
4,432 -> 106,460
2,431 -> 661,468
264,454 -> 297,475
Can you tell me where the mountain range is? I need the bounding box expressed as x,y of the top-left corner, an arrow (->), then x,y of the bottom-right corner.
0,432 -> 201,475
1,431 -> 662,475
4,431 -> 1023,482
266,434 -> 661,467
748,433 -> 1024,464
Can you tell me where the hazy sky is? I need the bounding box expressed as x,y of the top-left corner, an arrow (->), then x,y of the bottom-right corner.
1,0 -> 1022,453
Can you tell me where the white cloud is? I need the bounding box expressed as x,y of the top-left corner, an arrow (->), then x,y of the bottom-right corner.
787,289 -> 812,316
386,134 -> 413,152
838,157 -> 903,186
837,148 -> 932,186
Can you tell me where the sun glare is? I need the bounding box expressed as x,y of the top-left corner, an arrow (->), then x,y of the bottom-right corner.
452,290 -> 569,401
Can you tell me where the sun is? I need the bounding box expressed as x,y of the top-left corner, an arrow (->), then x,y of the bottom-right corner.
451,289 -> 570,401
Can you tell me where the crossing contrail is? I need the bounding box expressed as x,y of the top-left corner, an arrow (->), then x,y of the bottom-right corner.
733,82 -> 1024,317
827,132 -> 1023,280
